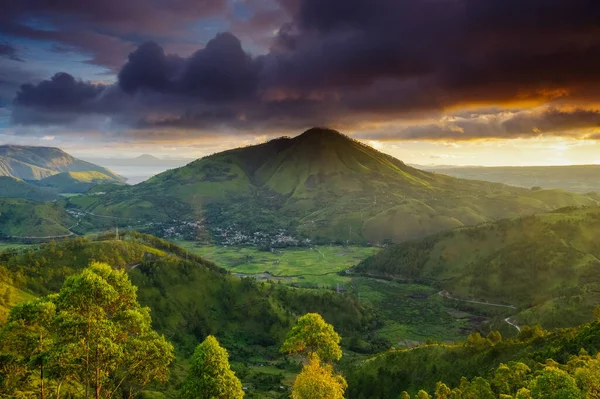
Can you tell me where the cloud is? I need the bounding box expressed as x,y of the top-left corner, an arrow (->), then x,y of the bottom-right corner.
355,107 -> 600,142
0,0 -> 228,69
0,43 -> 23,62
7,0 -> 600,141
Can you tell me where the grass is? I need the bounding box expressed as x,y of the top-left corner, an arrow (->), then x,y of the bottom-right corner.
356,206 -> 600,330
175,241 -> 471,343
351,278 -> 472,343
0,280 -> 35,323
173,242 -> 378,287
0,243 -> 32,251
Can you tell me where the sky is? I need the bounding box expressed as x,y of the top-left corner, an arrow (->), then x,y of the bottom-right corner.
1,0 -> 600,165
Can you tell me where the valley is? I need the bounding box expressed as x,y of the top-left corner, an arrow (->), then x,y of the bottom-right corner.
2,130 -> 600,398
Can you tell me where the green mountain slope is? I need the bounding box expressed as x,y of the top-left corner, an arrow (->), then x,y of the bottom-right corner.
0,176 -> 59,201
355,206 -> 600,328
35,170 -> 125,193
347,320 -> 600,398
68,128 -> 598,244
0,145 -> 124,182
0,198 -> 76,238
0,234 -> 380,396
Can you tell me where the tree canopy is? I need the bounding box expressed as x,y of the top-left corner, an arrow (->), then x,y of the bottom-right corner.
180,335 -> 244,399
291,354 -> 347,399
0,262 -> 174,399
281,313 -> 342,362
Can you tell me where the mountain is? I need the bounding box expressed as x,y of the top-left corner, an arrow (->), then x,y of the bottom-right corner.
68,128 -> 599,243
35,171 -> 125,193
355,206 -> 600,329
83,154 -> 193,167
420,164 -> 600,193
0,198 -> 76,238
0,145 -> 125,181
0,176 -> 59,201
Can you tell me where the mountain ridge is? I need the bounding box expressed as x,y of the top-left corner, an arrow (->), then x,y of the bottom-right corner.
0,145 -> 125,182
68,128 -> 600,243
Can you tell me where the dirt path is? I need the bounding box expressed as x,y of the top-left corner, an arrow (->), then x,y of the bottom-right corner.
438,291 -> 516,309
438,291 -> 520,331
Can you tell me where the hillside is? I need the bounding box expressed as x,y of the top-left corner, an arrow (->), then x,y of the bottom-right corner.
0,198 -> 76,238
0,234 -> 380,397
422,164 -> 600,193
0,145 -> 125,182
35,170 -> 125,193
355,206 -> 600,329
347,320 -> 600,398
68,128 -> 599,244
0,176 -> 59,201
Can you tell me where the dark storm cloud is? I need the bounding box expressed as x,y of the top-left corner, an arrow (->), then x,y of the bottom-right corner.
0,43 -> 23,62
0,0 -> 228,69
8,0 -> 600,140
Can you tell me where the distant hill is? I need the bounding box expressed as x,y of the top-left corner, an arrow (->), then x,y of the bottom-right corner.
0,176 -> 59,201
0,145 -> 125,182
420,164 -> 600,193
68,128 -> 599,244
355,206 -> 600,329
83,154 -> 193,167
35,171 -> 125,193
0,198 -> 76,238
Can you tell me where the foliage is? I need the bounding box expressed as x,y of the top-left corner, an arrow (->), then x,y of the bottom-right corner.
281,313 -> 342,362
291,354 -> 347,399
356,206 -> 600,329
0,262 -> 174,399
180,335 -> 244,399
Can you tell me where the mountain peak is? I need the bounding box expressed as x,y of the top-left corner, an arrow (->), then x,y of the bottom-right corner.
134,154 -> 160,161
297,127 -> 346,141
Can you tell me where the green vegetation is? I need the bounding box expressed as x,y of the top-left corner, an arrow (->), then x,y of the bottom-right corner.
356,206 -> 600,330
347,321 -> 600,398
1,262 -> 174,399
0,144 -> 124,182
176,242 -> 377,287
180,335 -> 243,399
0,198 -> 77,238
0,176 -> 59,201
35,171 -> 124,193
66,128 -> 599,244
0,234 -> 382,397
283,314 -> 347,399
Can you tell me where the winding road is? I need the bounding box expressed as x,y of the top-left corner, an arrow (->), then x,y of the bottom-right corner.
438,291 -> 521,332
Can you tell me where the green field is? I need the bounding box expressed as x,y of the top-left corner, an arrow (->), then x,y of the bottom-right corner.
175,241 -> 474,342
174,242 -> 378,287
0,243 -> 31,252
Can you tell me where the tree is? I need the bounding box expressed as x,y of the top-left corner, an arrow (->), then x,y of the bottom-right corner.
530,367 -> 582,399
1,262 -> 174,399
180,335 -> 244,399
400,392 -> 411,399
460,377 -> 495,399
515,388 -> 533,399
2,287 -> 10,305
487,330 -> 502,345
493,362 -> 531,395
415,390 -> 431,399
291,354 -> 347,399
1,297 -> 56,398
435,382 -> 451,399
281,313 -> 342,362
